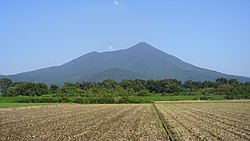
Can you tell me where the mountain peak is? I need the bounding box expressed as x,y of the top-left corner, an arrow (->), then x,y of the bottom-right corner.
137,41 -> 150,45
135,42 -> 152,47
128,42 -> 156,52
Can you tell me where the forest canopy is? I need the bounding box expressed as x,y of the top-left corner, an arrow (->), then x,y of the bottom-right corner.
0,78 -> 249,100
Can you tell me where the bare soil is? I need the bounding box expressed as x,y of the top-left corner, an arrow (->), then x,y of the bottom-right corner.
0,104 -> 167,141
155,100 -> 250,141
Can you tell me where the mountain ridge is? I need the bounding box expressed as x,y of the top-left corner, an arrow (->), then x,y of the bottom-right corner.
1,42 -> 250,84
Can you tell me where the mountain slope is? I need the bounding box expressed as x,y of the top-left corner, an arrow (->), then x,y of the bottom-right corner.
1,42 -> 250,84
82,68 -> 149,82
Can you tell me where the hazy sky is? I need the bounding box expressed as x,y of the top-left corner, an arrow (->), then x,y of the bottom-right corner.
1,0 -> 250,77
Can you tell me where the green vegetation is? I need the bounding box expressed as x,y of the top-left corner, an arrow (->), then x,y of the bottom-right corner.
0,77 -> 249,105
0,103 -> 53,108
0,95 -> 224,106
0,96 -> 56,108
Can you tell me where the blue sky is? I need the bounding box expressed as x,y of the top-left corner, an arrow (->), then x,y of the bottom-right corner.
0,0 -> 250,77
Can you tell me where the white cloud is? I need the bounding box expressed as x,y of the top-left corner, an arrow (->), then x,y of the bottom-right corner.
113,0 -> 120,6
108,45 -> 113,51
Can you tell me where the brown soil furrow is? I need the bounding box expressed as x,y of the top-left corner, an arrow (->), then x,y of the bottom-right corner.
156,101 -> 250,141
0,104 -> 166,141
157,104 -> 206,140
63,105 -> 137,140
0,105 -> 114,133
105,104 -> 166,140
176,104 -> 250,135
0,105 -> 124,140
38,105 -> 127,140
0,104 -> 111,125
168,104 -> 250,140
181,103 -> 250,121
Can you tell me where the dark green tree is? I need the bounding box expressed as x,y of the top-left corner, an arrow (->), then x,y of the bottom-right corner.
216,77 -> 228,84
0,78 -> 12,96
101,79 -> 117,89
7,82 -> 48,96
49,84 -> 59,93
184,80 -> 197,89
228,79 -> 239,86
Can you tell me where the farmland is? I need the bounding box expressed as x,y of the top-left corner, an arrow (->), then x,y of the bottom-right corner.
155,100 -> 250,141
0,104 -> 166,141
1,100 -> 250,141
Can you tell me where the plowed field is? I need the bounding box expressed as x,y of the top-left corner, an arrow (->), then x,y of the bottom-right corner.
1,101 -> 249,141
0,104 -> 166,141
155,100 -> 250,141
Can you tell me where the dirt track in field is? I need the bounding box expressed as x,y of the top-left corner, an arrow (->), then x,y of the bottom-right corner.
155,100 -> 250,141
0,104 -> 167,141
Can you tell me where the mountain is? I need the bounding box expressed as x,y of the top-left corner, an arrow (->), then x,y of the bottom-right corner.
1,42 -> 250,84
82,68 -> 149,82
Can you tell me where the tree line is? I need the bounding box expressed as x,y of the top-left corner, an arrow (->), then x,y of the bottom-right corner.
0,77 -> 250,99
